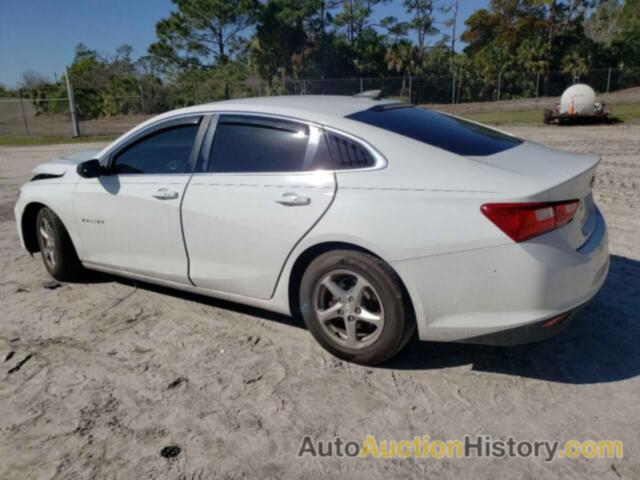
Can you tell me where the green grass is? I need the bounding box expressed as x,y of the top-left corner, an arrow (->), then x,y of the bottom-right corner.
0,135 -> 116,146
463,109 -> 544,126
607,102 -> 640,123
461,102 -> 640,126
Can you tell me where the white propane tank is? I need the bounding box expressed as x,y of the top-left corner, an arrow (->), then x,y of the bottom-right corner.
560,84 -> 596,114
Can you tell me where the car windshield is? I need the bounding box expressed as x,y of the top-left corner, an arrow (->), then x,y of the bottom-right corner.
346,105 -> 522,156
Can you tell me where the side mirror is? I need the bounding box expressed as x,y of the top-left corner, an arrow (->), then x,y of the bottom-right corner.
77,159 -> 104,178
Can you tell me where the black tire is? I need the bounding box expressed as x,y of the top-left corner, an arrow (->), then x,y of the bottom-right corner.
35,207 -> 85,281
299,250 -> 415,366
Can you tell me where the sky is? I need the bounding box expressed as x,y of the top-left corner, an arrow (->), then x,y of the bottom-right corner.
0,0 -> 489,88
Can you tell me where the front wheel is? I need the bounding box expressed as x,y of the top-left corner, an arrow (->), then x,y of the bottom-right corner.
36,207 -> 85,281
299,250 -> 415,365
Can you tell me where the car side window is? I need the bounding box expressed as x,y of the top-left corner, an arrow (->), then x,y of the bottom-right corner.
112,124 -> 199,174
207,115 -> 312,173
325,132 -> 376,169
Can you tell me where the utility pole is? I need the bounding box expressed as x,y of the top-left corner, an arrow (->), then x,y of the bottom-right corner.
65,68 -> 80,137
18,89 -> 30,136
497,71 -> 502,101
606,67 -> 612,94
450,0 -> 459,105
451,72 -> 456,104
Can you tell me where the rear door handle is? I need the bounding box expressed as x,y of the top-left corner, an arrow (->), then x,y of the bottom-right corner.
276,192 -> 311,206
152,188 -> 179,200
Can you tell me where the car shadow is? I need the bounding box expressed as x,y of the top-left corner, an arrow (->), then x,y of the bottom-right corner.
386,255 -> 640,385
110,276 -> 304,330
105,254 -> 638,385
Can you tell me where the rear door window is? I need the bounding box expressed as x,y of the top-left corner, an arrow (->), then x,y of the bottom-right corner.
207,115 -> 310,173
346,106 -> 521,156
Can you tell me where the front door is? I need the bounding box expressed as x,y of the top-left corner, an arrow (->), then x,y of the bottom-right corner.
74,118 -> 202,284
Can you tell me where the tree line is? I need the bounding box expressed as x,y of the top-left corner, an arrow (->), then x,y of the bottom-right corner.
8,0 -> 640,119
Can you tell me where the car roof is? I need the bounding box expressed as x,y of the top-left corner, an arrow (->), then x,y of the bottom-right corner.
97,95 -> 402,160
174,95 -> 400,121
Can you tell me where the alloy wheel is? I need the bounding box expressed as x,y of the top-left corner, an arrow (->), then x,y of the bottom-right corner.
39,217 -> 56,269
312,269 -> 385,349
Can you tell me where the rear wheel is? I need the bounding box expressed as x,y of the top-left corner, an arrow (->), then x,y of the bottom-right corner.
36,207 -> 84,281
299,250 -> 415,365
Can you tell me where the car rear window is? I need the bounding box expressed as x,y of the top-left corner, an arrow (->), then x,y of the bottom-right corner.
346,106 -> 522,156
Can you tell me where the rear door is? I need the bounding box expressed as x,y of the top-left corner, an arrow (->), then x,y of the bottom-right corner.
74,115 -> 205,284
181,114 -> 336,299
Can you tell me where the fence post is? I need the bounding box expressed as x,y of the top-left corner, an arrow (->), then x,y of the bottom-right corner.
606,67 -> 612,94
65,68 -> 80,138
138,82 -> 146,116
497,71 -> 502,101
18,89 -> 30,136
451,72 -> 456,104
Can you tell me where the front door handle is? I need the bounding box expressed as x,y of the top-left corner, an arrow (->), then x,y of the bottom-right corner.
276,192 -> 311,206
152,188 -> 179,200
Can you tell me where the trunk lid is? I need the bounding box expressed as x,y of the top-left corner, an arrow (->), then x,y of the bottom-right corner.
470,141 -> 600,250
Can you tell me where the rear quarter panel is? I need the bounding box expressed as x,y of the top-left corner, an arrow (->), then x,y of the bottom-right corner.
306,132 -> 529,262
269,129 -> 544,327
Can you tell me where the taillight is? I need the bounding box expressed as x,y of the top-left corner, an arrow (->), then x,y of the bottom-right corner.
481,200 -> 580,242
541,312 -> 571,328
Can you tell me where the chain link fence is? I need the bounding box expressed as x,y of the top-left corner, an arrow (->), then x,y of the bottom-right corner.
1,68 -> 639,139
283,68 -> 640,104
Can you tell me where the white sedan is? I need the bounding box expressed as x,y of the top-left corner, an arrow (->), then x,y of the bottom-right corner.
14,96 -> 609,365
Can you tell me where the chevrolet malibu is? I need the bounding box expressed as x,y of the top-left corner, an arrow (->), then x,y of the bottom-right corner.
14,96 -> 609,365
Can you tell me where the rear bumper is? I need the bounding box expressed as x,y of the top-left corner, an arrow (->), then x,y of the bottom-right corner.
459,303 -> 584,346
392,210 -> 609,342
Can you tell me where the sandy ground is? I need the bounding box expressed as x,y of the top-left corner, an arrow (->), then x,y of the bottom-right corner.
0,125 -> 639,479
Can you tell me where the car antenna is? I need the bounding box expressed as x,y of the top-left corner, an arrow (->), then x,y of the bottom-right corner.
354,89 -> 382,100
